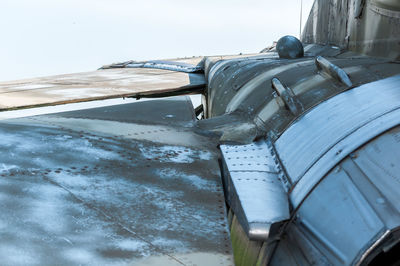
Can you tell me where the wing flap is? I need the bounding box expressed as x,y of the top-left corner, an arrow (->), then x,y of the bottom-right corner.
0,65 -> 205,111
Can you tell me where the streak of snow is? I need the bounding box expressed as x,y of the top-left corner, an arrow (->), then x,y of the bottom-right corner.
156,168 -> 215,190
0,164 -> 18,172
117,239 -> 148,251
139,145 -> 212,164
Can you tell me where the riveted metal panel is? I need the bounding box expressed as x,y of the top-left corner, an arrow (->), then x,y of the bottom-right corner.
221,143 -> 278,173
220,140 -> 289,241
0,97 -> 233,265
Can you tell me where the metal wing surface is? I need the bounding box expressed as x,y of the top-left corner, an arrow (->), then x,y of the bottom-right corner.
0,94 -> 233,265
0,59 -> 205,111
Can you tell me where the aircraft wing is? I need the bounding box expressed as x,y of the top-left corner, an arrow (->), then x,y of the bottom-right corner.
0,58 -> 205,111
0,95 -> 233,265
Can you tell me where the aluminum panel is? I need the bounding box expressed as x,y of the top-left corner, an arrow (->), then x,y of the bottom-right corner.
220,140 -> 289,241
284,126 -> 400,265
341,157 -> 400,232
276,75 -> 400,188
290,107 -> 400,207
221,143 -> 277,173
352,127 -> 400,214
294,167 -> 385,265
271,128 -> 400,266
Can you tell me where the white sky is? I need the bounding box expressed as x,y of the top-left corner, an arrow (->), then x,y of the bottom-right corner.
0,0 -> 314,82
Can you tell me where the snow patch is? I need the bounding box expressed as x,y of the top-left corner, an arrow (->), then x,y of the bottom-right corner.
117,239 -> 147,251
0,164 -> 18,172
140,145 -> 212,164
63,248 -> 95,264
152,238 -> 187,250
156,168 -> 214,190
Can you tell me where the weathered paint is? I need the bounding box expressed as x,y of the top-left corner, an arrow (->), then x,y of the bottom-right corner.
0,97 -> 233,265
0,67 -> 205,111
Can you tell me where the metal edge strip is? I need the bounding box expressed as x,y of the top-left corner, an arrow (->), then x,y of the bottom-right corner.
356,230 -> 391,266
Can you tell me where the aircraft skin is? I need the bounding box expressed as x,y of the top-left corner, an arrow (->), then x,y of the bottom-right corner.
0,0 -> 399,265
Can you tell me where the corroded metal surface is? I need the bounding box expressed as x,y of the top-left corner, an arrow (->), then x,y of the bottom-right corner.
0,97 -> 233,265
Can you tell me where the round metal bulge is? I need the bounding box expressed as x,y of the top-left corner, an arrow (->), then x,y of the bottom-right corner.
276,35 -> 304,59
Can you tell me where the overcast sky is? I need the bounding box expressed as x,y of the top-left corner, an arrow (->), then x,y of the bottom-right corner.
0,0 -> 314,82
